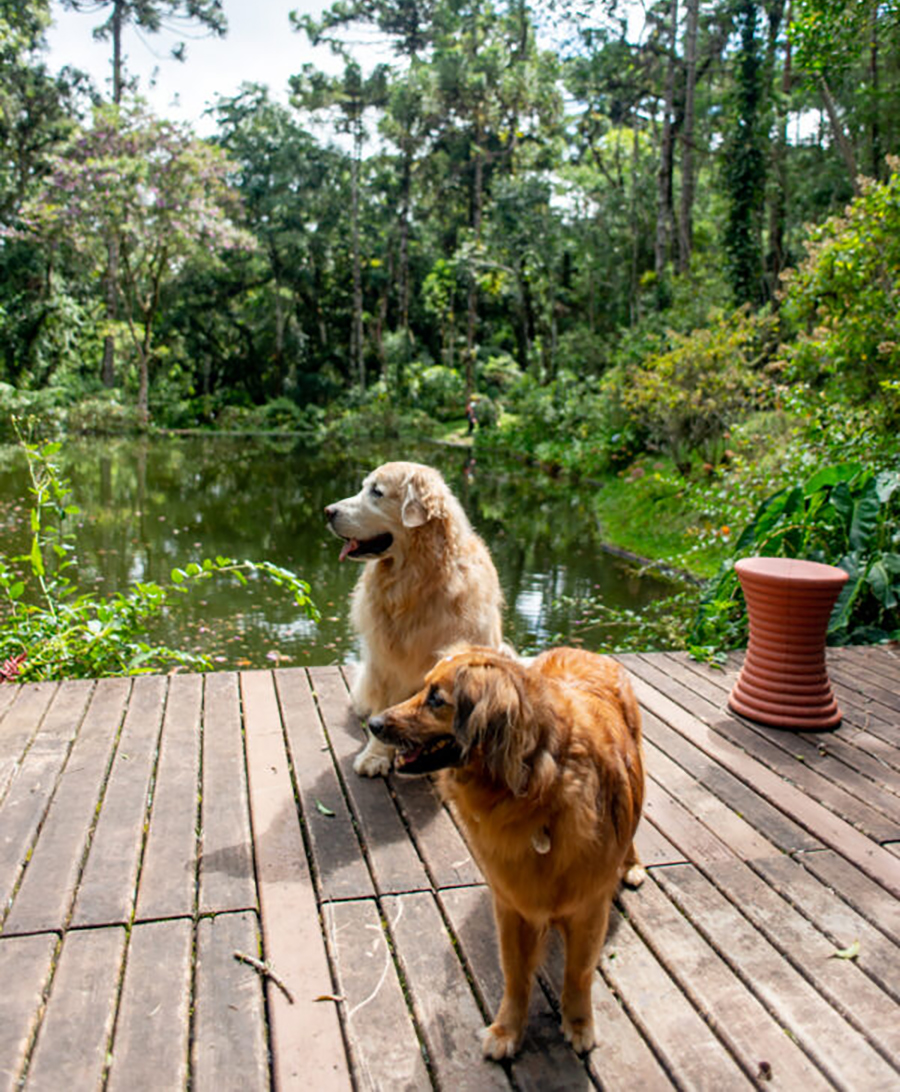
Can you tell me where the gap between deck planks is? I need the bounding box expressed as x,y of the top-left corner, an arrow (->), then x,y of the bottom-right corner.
0,648 -> 897,1091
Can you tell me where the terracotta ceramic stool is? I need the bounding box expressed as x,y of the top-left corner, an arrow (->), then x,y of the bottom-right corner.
728,556 -> 849,730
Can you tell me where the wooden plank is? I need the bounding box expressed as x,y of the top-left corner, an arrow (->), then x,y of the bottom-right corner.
598,909 -> 752,1090
851,645 -> 900,683
107,918 -> 192,1092
199,672 -> 256,915
0,682 -> 58,805
643,779 -> 734,867
633,817 -> 686,868
324,898 -> 430,1092
644,735 -> 900,1060
754,852 -> 900,1004
71,675 -> 167,927
662,653 -> 900,811
830,681 -> 900,751
441,883 -> 625,1091
193,911 -> 269,1092
624,669 -> 900,897
383,891 -> 511,1091
618,876 -> 832,1091
0,933 -> 56,1092
627,654 -> 899,843
310,668 -> 430,895
792,848 -> 900,947
0,679 -> 21,728
646,739 -> 782,864
0,680 -> 93,923
829,656 -> 900,714
3,677 -> 131,936
392,775 -> 483,889
274,668 -> 373,902
644,708 -> 821,854
667,651 -> 900,774
827,664 -> 900,741
25,926 -> 126,1092
135,674 -> 202,921
241,671 -> 351,1091
656,863 -> 900,1089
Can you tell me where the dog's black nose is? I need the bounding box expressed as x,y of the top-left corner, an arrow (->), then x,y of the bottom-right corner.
324,505 -> 337,524
367,714 -> 385,739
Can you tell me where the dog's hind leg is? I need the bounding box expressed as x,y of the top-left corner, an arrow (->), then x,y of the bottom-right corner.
621,839 -> 646,889
558,895 -> 613,1054
483,899 -> 546,1061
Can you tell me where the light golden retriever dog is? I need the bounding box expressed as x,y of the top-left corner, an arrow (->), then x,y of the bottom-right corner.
367,646 -> 646,1058
325,461 -> 505,777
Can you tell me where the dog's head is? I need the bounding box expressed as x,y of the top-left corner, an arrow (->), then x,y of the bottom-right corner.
368,647 -> 536,791
324,461 -> 465,563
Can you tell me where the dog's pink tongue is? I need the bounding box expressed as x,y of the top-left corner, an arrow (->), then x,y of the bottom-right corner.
339,538 -> 359,562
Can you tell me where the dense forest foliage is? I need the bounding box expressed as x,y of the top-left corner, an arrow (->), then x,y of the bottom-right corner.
1,0 -> 899,661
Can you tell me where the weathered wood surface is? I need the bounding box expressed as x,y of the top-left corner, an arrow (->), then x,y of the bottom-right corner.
0,647 -> 898,1090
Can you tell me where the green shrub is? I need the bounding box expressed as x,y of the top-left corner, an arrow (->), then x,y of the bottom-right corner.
477,353 -> 522,399
482,369 -> 644,478
779,157 -> 900,412
256,396 -> 325,435
408,363 -> 466,420
65,392 -> 141,435
621,307 -> 775,475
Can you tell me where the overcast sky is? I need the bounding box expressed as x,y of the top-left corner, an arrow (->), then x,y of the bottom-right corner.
45,0 -> 390,134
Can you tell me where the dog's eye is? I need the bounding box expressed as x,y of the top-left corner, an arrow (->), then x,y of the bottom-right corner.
370,483 -> 383,498
426,687 -> 446,709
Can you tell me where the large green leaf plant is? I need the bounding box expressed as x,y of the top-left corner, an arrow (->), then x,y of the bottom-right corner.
690,463 -> 900,656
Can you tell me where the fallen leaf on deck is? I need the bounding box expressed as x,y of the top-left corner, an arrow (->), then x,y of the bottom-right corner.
315,799 -> 336,817
830,940 -> 860,960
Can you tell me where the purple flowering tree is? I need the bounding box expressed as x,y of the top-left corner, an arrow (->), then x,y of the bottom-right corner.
18,99 -> 255,423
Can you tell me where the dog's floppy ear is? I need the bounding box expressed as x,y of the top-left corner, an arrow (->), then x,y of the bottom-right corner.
401,467 -> 446,528
452,664 -> 534,794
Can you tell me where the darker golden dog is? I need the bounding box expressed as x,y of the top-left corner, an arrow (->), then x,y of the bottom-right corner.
368,645 -> 645,1059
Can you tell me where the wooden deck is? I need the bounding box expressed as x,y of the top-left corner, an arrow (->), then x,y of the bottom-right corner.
1,647 -> 899,1091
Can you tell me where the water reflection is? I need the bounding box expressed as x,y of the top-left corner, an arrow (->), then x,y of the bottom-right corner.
0,438 -> 678,670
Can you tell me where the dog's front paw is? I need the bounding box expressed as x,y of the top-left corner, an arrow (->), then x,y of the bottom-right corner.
562,1014 -> 596,1055
353,736 -> 393,778
482,1023 -> 521,1060
622,863 -> 647,888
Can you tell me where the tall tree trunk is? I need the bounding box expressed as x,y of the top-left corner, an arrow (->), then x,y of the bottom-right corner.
112,0 -> 124,103
869,8 -> 881,179
101,238 -> 118,388
678,0 -> 699,274
819,76 -> 860,195
767,1 -> 791,296
101,0 -> 125,389
398,151 -> 412,387
654,0 -> 678,283
465,114 -> 484,403
630,121 -> 641,325
351,131 -> 365,390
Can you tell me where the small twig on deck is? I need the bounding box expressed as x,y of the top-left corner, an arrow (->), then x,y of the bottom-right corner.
233,951 -> 295,1004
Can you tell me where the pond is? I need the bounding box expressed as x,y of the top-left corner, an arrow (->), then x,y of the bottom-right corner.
0,437 -> 680,671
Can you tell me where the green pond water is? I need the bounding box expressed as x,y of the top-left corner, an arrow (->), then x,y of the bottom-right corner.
0,437 -> 679,670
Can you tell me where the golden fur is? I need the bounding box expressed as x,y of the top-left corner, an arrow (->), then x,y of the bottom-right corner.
368,645 -> 646,1058
325,462 -> 504,776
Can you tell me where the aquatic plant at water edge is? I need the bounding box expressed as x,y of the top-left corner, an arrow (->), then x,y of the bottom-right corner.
0,431 -> 319,682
